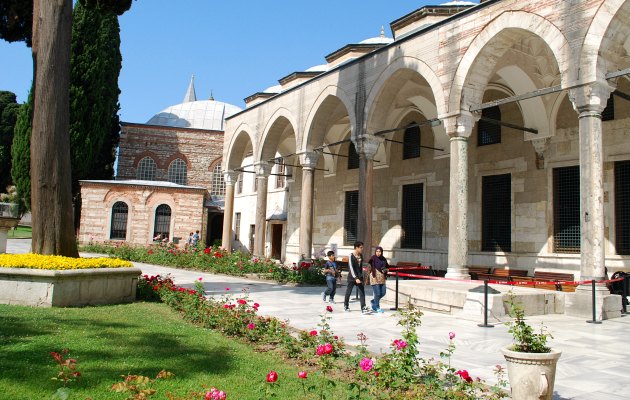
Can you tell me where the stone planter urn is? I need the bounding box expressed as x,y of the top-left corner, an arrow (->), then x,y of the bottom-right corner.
0,217 -> 20,254
501,347 -> 562,400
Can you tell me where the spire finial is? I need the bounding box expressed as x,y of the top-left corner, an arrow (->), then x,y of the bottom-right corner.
209,90 -> 214,101
183,74 -> 197,103
380,26 -> 385,38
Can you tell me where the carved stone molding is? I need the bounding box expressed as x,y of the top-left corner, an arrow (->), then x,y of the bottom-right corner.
568,80 -> 615,114
531,138 -> 549,170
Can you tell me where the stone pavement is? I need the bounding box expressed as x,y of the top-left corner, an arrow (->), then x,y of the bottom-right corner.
6,239 -> 630,399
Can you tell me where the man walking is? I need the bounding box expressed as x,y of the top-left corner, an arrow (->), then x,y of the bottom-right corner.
344,241 -> 370,314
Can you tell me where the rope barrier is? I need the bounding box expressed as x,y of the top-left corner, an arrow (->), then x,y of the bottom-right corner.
392,272 -> 625,287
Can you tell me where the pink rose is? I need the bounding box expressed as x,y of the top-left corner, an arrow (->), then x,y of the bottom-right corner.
310,330 -> 318,336
298,371 -> 307,379
449,331 -> 456,340
247,323 -> 255,330
266,371 -> 278,383
359,357 -> 374,372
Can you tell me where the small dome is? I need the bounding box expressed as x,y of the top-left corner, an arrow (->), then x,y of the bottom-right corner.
147,99 -> 241,131
306,64 -> 329,72
263,85 -> 282,94
359,26 -> 394,45
440,1 -> 477,6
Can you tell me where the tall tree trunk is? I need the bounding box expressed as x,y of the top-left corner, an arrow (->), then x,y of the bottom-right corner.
30,0 -> 78,256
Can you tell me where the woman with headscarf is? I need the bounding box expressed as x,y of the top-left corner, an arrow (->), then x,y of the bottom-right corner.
367,246 -> 389,313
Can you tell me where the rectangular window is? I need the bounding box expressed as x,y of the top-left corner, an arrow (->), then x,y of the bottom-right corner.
478,106 -> 502,146
275,161 -> 286,189
347,142 -> 359,170
553,166 -> 580,253
344,191 -> 359,245
401,183 -> 423,249
602,94 -> 615,122
403,123 -> 421,160
234,212 -> 241,241
482,174 -> 511,252
615,161 -> 630,255
236,173 -> 243,194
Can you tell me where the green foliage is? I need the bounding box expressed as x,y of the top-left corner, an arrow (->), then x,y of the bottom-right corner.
78,0 -> 133,15
506,293 -> 552,353
0,91 -> 20,192
0,0 -> 33,46
10,89 -> 31,212
70,2 -> 122,222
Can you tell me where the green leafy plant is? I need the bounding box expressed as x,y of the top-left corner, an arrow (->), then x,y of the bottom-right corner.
505,293 -> 552,353
50,349 -> 81,400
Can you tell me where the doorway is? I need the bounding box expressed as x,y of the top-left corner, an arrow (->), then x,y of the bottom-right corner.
206,213 -> 223,247
249,224 -> 255,253
271,224 -> 283,259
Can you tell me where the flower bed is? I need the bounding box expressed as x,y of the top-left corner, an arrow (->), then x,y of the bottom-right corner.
0,254 -> 140,307
140,274 -> 509,399
81,241 -> 325,284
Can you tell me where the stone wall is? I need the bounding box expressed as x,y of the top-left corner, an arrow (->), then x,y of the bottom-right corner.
79,182 -> 206,245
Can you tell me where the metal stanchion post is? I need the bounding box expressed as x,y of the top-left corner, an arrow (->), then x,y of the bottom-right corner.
586,279 -> 602,324
623,275 -> 629,316
478,279 -> 494,328
390,272 -> 399,311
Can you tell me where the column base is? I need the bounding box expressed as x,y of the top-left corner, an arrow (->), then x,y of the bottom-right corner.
0,229 -> 7,254
445,266 -> 471,280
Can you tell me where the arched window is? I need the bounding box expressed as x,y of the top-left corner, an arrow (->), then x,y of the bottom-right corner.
211,163 -> 226,196
136,157 -> 157,181
347,142 -> 359,170
153,204 -> 171,240
110,201 -> 128,240
403,122 -> 421,160
478,106 -> 501,146
168,158 -> 187,185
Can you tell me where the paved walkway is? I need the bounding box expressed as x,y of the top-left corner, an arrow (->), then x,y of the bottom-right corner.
6,239 -> 630,399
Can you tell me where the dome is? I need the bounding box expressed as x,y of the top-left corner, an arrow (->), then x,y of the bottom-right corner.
263,85 -> 282,94
306,64 -> 329,72
147,99 -> 241,131
440,1 -> 477,5
359,26 -> 394,45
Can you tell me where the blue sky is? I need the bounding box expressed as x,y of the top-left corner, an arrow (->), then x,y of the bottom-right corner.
1,1 -> 452,123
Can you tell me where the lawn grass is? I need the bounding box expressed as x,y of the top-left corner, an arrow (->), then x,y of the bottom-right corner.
0,302 -> 351,399
7,225 -> 31,239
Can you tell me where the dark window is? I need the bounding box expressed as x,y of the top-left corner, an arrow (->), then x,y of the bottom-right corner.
236,173 -> 243,194
344,191 -> 359,245
347,142 -> 359,170
403,122 -> 421,160
615,161 -> 630,255
553,166 -> 580,253
109,201 -> 128,240
401,183 -> 423,249
153,204 -> 172,240
482,174 -> 511,252
602,94 -> 615,121
234,212 -> 241,241
478,106 -> 501,146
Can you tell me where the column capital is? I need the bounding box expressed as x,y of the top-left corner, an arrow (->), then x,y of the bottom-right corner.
223,170 -> 239,185
442,112 -> 478,139
253,161 -> 271,177
568,80 -> 615,114
297,151 -> 320,169
355,135 -> 383,160
531,138 -> 549,170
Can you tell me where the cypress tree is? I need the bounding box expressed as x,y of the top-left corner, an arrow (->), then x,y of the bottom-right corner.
0,91 -> 20,192
10,89 -> 32,212
70,2 -> 122,228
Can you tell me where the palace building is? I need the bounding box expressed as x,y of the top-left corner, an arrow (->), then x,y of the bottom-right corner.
221,0 -> 630,290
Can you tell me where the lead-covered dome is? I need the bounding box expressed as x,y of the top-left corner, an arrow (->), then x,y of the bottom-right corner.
146,75 -> 241,131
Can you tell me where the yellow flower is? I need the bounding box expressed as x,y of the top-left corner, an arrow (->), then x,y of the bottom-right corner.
0,254 -> 133,270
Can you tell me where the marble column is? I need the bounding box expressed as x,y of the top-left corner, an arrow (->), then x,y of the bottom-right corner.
298,151 -> 320,260
221,170 -> 238,252
443,113 -> 475,279
253,162 -> 271,257
356,136 -> 382,256
569,81 -> 614,288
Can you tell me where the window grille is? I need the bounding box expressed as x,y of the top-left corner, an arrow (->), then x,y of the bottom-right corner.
275,160 -> 286,189
403,122 -> 421,160
347,142 -> 359,170
482,174 -> 511,252
236,173 -> 243,194
153,204 -> 171,240
344,191 -> 359,245
478,106 -> 501,146
167,159 -> 187,185
401,183 -> 423,249
109,201 -> 128,240
136,157 -> 157,181
234,212 -> 241,241
553,166 -> 580,253
602,94 -> 615,121
211,163 -> 226,196
615,161 -> 630,255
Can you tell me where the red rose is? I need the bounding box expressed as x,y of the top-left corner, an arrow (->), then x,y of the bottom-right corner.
298,371 -> 307,379
310,330 -> 318,336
